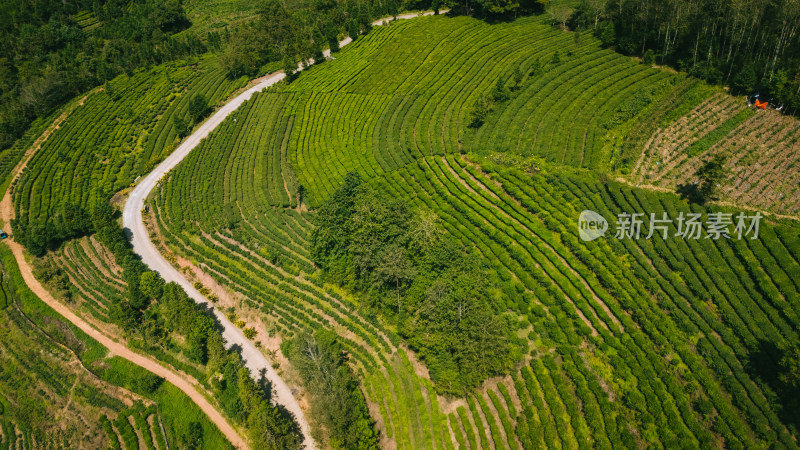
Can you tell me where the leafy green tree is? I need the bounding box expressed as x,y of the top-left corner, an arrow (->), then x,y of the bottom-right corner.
186,314 -> 215,363
188,94 -> 209,124
310,171 -> 363,269
236,368 -> 303,449
548,3 -> 573,29
529,57 -> 544,77
596,20 -> 615,47
282,331 -> 377,449
386,0 -> 399,19
135,373 -> 164,394
491,78 -> 511,102
348,19 -> 360,40
643,49 -> 656,65
283,56 -> 297,81
184,422 -> 204,448
512,66 -> 524,90
468,95 -> 492,128
408,209 -> 444,254
173,115 -> 189,137
695,154 -> 730,202
139,271 -> 165,299
376,245 -> 416,311
478,0 -> 520,16
733,65 -> 757,94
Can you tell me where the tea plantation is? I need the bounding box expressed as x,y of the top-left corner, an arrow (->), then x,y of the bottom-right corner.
7,8 -> 800,450
149,13 -> 800,449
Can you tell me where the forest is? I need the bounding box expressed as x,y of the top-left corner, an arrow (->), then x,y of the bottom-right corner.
567,0 -> 800,114
0,0 -> 204,151
311,172 -> 522,394
282,330 -> 379,449
0,0 -> 424,162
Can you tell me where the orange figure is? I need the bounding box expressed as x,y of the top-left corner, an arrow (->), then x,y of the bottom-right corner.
755,99 -> 768,110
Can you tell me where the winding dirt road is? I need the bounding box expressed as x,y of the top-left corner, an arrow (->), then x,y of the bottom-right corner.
123,10 -> 443,450
0,100 -> 247,448
2,238 -> 248,448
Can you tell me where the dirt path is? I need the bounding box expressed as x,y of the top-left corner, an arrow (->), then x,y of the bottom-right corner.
0,77 -> 248,450
0,235 -> 247,449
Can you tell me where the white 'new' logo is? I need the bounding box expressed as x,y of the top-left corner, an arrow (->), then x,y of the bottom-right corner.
578,210 -> 608,241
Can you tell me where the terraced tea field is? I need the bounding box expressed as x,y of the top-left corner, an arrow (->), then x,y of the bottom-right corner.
0,245 -> 230,450
5,4 -> 800,448
634,94 -> 800,214
240,14 -> 679,205
147,13 -> 800,449
12,55 -> 247,232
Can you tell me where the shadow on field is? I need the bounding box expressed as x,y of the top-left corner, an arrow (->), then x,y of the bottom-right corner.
676,183 -> 703,204
745,340 -> 800,433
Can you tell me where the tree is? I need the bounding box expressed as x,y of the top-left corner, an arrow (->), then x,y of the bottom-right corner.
695,154 -> 730,202
376,245 -> 416,311
55,203 -> 93,240
173,114 -> 188,137
184,422 -> 204,448
135,373 -> 164,394
139,271 -> 165,299
188,93 -> 209,123
408,209 -> 443,254
567,0 -> 604,30
529,57 -> 544,77
549,4 -> 573,30
348,20 -> 360,40
479,0 -> 521,16
282,331 -> 378,449
643,49 -> 656,66
186,314 -> 214,363
733,65 -> 757,94
596,20 -> 615,47
386,0 -> 399,19
310,171 -> 362,269
468,95 -> 492,128
490,78 -> 510,102
512,66 -> 524,90
282,56 -> 297,81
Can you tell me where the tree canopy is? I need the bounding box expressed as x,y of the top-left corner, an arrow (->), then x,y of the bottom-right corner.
0,0 -> 203,152
310,172 -> 522,394
568,0 -> 800,115
282,330 -> 378,449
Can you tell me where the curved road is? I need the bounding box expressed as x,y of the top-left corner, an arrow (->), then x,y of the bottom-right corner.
123,10 -> 442,449
0,98 -> 247,448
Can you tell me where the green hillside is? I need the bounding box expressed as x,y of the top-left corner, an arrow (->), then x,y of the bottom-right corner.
0,245 -> 231,450
5,7 -> 800,449
147,13 -> 800,449
12,55 -> 248,254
